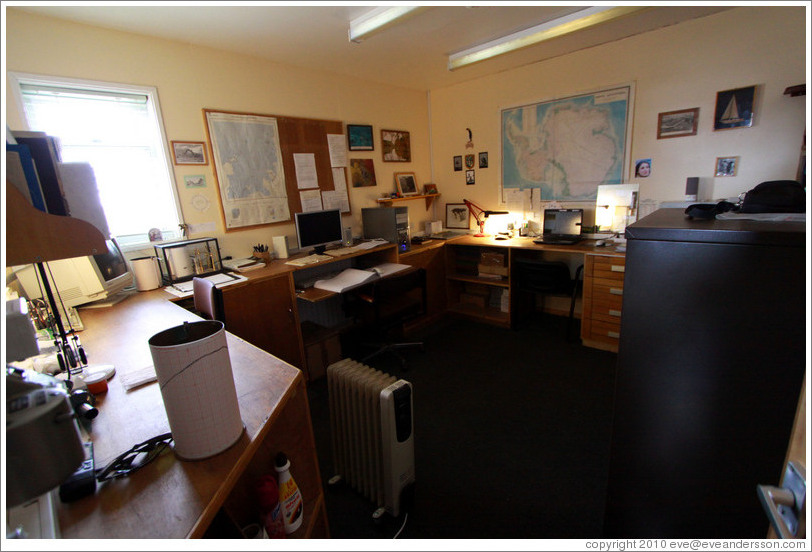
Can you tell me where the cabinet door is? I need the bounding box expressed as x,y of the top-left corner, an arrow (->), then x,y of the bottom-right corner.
221,274 -> 304,368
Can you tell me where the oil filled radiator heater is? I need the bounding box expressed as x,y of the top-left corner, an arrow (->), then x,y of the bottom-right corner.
327,359 -> 415,519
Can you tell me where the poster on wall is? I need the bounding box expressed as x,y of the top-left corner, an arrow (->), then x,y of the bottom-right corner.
501,84 -> 634,201
204,110 -> 290,230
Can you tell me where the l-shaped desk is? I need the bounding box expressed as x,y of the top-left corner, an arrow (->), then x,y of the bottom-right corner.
212,235 -> 626,381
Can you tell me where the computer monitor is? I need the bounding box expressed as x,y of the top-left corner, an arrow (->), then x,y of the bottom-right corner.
543,209 -> 583,237
294,208 -> 343,255
15,239 -> 134,308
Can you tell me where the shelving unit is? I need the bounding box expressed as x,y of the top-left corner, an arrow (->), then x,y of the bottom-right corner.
376,193 -> 440,210
445,243 -> 511,327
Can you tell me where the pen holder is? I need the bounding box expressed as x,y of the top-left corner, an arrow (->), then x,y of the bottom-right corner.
254,251 -> 271,263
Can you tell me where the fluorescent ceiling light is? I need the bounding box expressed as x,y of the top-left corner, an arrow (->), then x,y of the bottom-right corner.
448,6 -> 646,71
349,6 -> 425,43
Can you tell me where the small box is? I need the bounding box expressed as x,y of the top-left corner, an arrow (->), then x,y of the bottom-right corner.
480,251 -> 505,266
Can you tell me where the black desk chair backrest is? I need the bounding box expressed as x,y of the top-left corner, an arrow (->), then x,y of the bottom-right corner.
192,277 -> 223,322
513,258 -> 583,340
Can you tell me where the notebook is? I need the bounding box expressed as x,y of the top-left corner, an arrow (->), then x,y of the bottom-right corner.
534,209 -> 584,245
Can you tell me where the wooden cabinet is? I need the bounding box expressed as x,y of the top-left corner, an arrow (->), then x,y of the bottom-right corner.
445,243 -> 511,327
398,241 -> 448,331
221,272 -> 305,369
581,254 -> 625,352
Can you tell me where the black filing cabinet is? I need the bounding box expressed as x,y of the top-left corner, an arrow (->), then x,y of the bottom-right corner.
604,208 -> 806,538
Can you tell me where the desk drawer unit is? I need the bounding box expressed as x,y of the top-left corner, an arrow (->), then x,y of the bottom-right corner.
582,254 -> 625,352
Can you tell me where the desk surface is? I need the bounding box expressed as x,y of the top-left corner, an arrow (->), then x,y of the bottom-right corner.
58,290 -> 303,539
438,234 -> 626,257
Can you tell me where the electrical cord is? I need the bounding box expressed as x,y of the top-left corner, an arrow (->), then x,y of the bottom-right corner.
392,512 -> 408,539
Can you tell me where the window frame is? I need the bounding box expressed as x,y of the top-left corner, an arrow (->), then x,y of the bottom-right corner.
8,71 -> 185,250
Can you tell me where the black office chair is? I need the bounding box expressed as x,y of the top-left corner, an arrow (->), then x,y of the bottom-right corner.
512,258 -> 584,341
348,267 -> 427,370
192,277 -> 223,322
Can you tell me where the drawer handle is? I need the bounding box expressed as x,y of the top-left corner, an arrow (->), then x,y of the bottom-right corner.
607,331 -> 620,339
609,309 -> 622,317
610,265 -> 625,273
609,288 -> 623,296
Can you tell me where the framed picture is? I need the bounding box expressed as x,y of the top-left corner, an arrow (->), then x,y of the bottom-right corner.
183,174 -> 207,188
464,154 -> 475,169
657,108 -> 699,139
465,169 -> 475,185
349,158 -> 377,187
347,124 -> 374,151
715,156 -> 740,177
394,172 -> 418,196
446,203 -> 470,229
478,152 -> 489,168
171,141 -> 207,165
453,155 -> 463,171
381,129 -> 411,162
424,183 -> 438,195
714,86 -> 756,130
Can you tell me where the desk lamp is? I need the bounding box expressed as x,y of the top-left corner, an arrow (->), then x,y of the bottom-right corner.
463,199 -> 509,237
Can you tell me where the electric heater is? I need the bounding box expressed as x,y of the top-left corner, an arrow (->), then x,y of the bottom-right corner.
327,359 -> 415,518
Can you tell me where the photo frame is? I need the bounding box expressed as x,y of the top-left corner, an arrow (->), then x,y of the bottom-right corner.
715,156 -> 740,177
478,152 -> 489,168
171,141 -> 207,165
423,183 -> 438,195
453,155 -> 463,171
349,158 -> 377,187
446,203 -> 470,229
465,169 -> 475,185
394,172 -> 418,196
381,129 -> 411,162
714,86 -> 756,130
657,108 -> 699,139
465,154 -> 475,169
347,124 -> 374,151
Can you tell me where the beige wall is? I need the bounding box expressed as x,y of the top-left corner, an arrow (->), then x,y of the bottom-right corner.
5,9 -> 433,258
429,6 -> 807,229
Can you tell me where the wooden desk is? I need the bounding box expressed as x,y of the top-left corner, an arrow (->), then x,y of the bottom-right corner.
58,290 -> 328,539
443,235 -> 626,352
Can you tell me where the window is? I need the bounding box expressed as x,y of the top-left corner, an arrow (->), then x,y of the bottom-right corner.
10,73 -> 183,247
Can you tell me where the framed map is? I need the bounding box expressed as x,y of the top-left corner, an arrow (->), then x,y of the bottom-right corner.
501,84 -> 634,201
205,110 -> 291,230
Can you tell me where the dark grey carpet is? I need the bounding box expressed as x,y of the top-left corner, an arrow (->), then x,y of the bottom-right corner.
306,314 -> 618,539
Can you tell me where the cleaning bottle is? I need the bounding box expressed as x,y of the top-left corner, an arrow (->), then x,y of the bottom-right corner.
257,474 -> 286,538
274,451 -> 303,534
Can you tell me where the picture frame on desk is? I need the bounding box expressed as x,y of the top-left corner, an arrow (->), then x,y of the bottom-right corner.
446,203 -> 470,229
394,172 -> 418,196
171,141 -> 208,165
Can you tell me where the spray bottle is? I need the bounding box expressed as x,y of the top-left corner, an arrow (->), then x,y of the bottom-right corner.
274,452 -> 303,534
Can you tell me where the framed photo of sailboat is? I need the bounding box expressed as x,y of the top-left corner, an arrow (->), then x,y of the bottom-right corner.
714,85 -> 756,130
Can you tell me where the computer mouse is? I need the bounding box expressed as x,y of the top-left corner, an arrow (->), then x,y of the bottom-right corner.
494,235 -> 508,240
595,240 -> 607,247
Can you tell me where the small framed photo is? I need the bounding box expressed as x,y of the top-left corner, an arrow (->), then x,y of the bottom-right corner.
394,172 -> 418,196
183,174 -> 207,188
347,124 -> 374,151
464,154 -> 475,169
478,152 -> 489,168
714,85 -> 756,130
381,129 -> 411,162
715,156 -> 740,177
423,183 -> 438,195
171,141 -> 207,165
349,158 -> 377,187
657,108 -> 699,139
453,155 -> 463,171
465,169 -> 475,185
446,203 -> 470,229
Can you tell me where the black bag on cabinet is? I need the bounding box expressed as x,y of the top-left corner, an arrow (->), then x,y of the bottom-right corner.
738,180 -> 805,213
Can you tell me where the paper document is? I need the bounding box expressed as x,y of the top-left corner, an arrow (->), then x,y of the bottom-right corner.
354,238 -> 389,250
370,263 -> 411,277
164,272 -> 247,298
314,268 -> 379,293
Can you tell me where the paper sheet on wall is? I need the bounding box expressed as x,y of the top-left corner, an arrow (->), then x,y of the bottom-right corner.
322,189 -> 350,213
504,188 -> 530,213
331,167 -> 347,192
327,134 -> 348,167
294,153 -> 319,189
300,189 -> 323,212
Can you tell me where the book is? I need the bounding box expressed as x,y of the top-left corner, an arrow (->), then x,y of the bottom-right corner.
313,268 -> 379,293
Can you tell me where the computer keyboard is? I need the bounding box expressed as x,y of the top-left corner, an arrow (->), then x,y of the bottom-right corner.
324,245 -> 361,257
285,254 -> 332,266
533,237 -> 582,245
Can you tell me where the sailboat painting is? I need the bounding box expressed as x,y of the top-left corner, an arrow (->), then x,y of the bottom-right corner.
714,85 -> 756,130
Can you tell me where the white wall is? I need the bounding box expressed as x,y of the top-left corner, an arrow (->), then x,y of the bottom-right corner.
5,8 -> 433,260
428,6 -> 807,229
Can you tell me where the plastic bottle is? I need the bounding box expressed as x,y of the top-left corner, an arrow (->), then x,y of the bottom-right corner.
256,474 -> 286,539
274,452 -> 303,534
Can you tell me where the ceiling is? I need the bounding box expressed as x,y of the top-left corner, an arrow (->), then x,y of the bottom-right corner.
14,4 -> 732,91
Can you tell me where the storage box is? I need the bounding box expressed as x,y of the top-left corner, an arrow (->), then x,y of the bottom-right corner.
478,263 -> 509,277
480,251 -> 506,266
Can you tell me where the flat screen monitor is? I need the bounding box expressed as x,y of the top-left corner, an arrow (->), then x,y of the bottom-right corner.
15,239 -> 134,308
543,209 -> 583,237
294,208 -> 343,255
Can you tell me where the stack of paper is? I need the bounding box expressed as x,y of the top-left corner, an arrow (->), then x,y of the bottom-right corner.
314,268 -> 379,293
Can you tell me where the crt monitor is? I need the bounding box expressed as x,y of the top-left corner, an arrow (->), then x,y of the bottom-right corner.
294,208 -> 343,255
15,239 -> 134,308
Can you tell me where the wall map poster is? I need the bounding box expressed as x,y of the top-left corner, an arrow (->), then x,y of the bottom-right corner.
205,110 -> 290,230
501,84 -> 634,201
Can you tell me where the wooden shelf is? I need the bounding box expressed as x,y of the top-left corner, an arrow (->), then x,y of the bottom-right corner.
376,193 -> 440,210
447,273 -> 510,288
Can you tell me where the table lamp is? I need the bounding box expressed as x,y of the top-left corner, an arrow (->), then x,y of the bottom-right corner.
463,199 -> 509,237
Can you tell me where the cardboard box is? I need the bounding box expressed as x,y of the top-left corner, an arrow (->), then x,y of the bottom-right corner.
480,251 -> 506,266
478,263 -> 508,277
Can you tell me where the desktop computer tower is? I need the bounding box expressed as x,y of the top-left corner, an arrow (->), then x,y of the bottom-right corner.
362,206 -> 410,252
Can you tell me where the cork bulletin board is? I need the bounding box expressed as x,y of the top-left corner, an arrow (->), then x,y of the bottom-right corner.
203,108 -> 350,232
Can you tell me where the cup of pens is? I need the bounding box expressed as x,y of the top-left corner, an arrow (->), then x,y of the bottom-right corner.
253,244 -> 271,263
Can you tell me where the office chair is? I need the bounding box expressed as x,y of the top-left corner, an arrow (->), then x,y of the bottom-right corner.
348,267 -> 427,370
192,277 -> 222,322
512,258 -> 584,341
